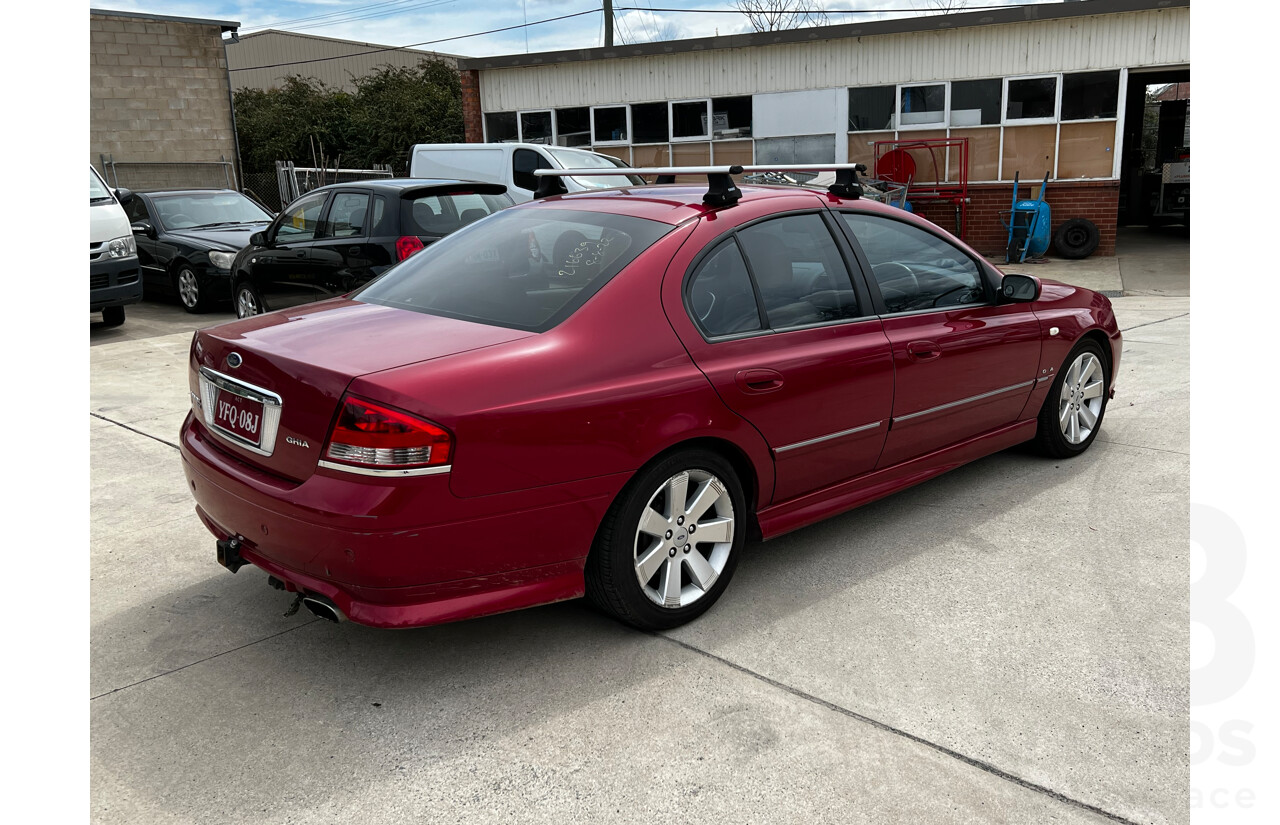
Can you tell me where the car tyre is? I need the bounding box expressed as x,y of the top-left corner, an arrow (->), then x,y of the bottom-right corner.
175,264 -> 209,314
235,282 -> 263,319
585,449 -> 745,631
1053,218 -> 1100,259
101,306 -> 125,327
1034,338 -> 1110,458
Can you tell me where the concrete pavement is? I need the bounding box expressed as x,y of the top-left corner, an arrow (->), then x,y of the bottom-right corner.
90,236 -> 1189,824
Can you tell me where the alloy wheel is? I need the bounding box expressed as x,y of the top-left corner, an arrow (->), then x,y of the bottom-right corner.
178,268 -> 200,309
1058,351 -> 1105,445
236,287 -> 260,319
633,469 -> 735,609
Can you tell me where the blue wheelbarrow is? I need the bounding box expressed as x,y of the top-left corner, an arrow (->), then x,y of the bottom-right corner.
1002,171 -> 1051,264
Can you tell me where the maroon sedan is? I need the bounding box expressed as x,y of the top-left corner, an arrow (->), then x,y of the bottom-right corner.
180,171 -> 1120,631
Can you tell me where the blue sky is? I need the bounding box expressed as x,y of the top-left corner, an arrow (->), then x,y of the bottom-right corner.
94,0 -> 1046,58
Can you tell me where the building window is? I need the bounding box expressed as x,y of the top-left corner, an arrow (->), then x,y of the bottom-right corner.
1005,76 -> 1058,122
1061,71 -> 1121,120
592,105 -> 629,144
555,108 -> 591,147
899,84 -> 946,128
631,102 -> 669,144
711,96 -> 752,139
519,110 -> 553,144
849,86 -> 895,131
484,111 -> 517,143
671,100 -> 711,140
949,79 -> 1001,126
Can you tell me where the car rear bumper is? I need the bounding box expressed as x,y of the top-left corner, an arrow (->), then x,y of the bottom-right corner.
90,255 -> 142,310
180,413 -> 623,628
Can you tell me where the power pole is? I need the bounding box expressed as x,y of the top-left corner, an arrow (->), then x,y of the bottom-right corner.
604,0 -> 614,47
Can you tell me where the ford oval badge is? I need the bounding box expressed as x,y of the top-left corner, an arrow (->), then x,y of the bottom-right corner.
227,352 -> 243,369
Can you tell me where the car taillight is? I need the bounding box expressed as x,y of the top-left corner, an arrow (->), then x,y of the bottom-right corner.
396,236 -> 425,261
324,396 -> 452,470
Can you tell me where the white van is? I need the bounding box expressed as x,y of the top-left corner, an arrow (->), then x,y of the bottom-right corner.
90,165 -> 142,327
408,143 -> 643,203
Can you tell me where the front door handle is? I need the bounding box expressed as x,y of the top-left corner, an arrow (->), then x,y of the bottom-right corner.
348,247 -> 361,255
906,341 -> 941,361
735,368 -> 784,394
294,250 -> 306,258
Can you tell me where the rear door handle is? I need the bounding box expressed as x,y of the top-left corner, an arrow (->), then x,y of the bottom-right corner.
906,341 -> 941,361
735,368 -> 784,393
348,247 -> 361,255
294,250 -> 306,258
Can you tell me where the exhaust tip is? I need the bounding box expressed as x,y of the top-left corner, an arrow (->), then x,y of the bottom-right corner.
302,595 -> 343,623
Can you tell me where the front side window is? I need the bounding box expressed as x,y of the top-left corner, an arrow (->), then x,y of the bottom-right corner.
513,148 -> 549,192
687,240 -> 762,338
275,193 -> 328,242
841,213 -> 986,313
355,208 -> 672,332
736,214 -> 860,329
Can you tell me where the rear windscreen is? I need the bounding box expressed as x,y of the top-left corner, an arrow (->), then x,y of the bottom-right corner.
355,208 -> 672,332
400,191 -> 512,236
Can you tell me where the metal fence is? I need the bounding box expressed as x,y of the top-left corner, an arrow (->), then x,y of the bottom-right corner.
98,155 -> 237,192
275,161 -> 394,208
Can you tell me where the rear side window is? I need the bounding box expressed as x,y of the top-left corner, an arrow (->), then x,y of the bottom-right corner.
401,191 -> 511,237
736,214 -> 861,328
355,208 -> 672,332
325,192 -> 369,238
687,240 -> 762,337
841,213 -> 987,313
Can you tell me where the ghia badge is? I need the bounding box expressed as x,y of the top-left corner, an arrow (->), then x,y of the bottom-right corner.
286,436 -> 310,449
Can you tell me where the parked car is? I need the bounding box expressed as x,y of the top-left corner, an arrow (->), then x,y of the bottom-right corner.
408,143 -> 643,203
126,189 -> 274,313
230,179 -> 514,319
181,172 -> 1120,632
90,166 -> 141,327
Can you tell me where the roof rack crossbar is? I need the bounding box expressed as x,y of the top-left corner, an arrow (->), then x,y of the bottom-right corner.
531,163 -> 868,204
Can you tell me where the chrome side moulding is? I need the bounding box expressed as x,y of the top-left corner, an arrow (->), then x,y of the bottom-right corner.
775,421 -> 883,454
892,380 -> 1036,424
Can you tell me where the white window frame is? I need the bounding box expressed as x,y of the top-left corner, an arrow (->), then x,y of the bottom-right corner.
896,82 -> 949,131
552,108 -> 592,148
1058,70 -> 1123,123
669,98 -> 712,142
947,77 -> 1002,128
516,109 -> 555,145
590,104 -> 631,146
482,111 -> 518,144
1002,74 -> 1061,126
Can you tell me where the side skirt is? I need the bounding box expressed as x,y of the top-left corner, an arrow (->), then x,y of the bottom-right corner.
757,419 -> 1038,540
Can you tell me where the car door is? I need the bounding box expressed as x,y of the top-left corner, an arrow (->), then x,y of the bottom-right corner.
127,195 -> 166,295
250,191 -> 329,310
663,202 -> 894,504
308,189 -> 375,298
837,211 -> 1043,469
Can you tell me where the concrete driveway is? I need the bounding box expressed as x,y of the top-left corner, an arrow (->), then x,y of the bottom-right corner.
90,237 -> 1189,824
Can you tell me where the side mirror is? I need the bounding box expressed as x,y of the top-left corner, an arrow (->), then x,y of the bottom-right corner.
114,188 -> 134,206
250,230 -> 268,246
130,221 -> 156,239
1001,273 -> 1040,303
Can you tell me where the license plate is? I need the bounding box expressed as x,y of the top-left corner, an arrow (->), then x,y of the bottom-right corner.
212,389 -> 265,446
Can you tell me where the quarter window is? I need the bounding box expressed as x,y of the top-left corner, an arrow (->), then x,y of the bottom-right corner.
841,213 -> 986,313
737,214 -> 860,328
687,240 -> 762,337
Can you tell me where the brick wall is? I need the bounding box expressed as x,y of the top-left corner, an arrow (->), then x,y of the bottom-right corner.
460,70 -> 483,144
90,13 -> 237,185
911,180 -> 1119,257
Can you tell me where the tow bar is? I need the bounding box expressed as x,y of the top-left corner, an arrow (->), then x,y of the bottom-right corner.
216,536 -> 247,572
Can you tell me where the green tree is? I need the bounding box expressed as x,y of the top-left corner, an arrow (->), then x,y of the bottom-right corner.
349,59 -> 463,173
233,76 -> 355,174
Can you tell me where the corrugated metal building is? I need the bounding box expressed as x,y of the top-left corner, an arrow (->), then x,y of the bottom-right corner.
226,30 -> 458,92
457,0 -> 1190,255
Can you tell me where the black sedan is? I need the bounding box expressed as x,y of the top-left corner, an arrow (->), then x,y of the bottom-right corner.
126,190 -> 274,313
231,179 -> 512,318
